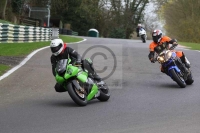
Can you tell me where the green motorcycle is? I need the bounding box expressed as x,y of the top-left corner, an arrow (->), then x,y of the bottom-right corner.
55,58 -> 110,106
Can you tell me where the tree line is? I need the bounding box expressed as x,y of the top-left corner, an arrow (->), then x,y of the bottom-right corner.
152,0 -> 200,43
0,0 -> 149,38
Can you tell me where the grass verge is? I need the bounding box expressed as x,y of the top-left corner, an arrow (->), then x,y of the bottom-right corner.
179,42 -> 200,50
0,64 -> 11,76
0,35 -> 83,77
0,35 -> 83,56
0,19 -> 13,24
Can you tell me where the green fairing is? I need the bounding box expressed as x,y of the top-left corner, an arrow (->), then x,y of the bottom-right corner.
55,65 -> 81,83
64,65 -> 79,79
77,71 -> 88,83
68,58 -> 72,63
87,84 -> 98,100
55,58 -> 99,101
55,58 -> 78,84
55,74 -> 65,84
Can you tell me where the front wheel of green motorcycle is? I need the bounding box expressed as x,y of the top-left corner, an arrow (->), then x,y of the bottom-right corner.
67,82 -> 87,106
97,85 -> 110,102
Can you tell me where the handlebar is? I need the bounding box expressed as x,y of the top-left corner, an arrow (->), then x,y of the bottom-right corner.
74,64 -> 82,67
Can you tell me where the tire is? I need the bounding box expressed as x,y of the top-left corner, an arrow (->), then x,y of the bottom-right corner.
67,82 -> 87,106
141,35 -> 146,43
169,69 -> 186,88
185,72 -> 194,85
97,85 -> 110,101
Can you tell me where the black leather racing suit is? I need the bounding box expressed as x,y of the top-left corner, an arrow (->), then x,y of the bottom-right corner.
50,47 -> 82,92
51,47 -> 81,76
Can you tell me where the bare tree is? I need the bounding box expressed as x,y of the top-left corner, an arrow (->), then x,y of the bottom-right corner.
151,0 -> 200,42
107,0 -> 149,38
0,0 -> 8,19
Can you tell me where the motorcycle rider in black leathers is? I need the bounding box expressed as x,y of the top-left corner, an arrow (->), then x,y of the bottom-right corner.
50,38 -> 101,92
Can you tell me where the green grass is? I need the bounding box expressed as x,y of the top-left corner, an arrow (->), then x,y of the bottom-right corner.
0,35 -> 83,57
179,42 -> 200,50
0,41 -> 50,56
0,19 -> 13,24
60,35 -> 83,43
0,35 -> 83,77
0,64 -> 11,76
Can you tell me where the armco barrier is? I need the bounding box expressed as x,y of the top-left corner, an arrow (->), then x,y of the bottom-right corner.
0,23 -> 52,43
72,31 -> 78,36
59,29 -> 78,36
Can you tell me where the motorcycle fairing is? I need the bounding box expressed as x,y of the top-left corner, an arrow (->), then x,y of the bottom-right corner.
56,59 -> 68,75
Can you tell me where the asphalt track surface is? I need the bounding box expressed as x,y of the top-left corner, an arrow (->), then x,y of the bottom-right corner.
0,37 -> 200,133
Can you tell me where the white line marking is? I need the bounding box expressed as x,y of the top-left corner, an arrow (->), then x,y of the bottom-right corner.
0,39 -> 87,81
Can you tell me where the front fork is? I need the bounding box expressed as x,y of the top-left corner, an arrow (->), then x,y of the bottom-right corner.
166,59 -> 186,79
163,60 -> 181,76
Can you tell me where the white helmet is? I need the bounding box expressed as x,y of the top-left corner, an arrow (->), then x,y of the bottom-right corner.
138,24 -> 142,27
50,39 -> 64,56
152,29 -> 163,43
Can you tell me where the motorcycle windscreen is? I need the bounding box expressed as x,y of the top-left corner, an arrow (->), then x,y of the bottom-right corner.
56,59 -> 68,75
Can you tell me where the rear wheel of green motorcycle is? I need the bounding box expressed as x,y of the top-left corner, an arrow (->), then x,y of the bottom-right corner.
97,85 -> 110,101
170,69 -> 186,88
67,83 -> 87,106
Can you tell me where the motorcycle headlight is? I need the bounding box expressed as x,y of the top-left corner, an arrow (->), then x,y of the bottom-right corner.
166,51 -> 173,61
157,55 -> 165,63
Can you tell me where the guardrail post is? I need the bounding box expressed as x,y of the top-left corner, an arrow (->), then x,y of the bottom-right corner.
51,28 -> 59,39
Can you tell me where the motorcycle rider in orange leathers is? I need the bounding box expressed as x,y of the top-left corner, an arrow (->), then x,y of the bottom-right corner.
148,29 -> 190,75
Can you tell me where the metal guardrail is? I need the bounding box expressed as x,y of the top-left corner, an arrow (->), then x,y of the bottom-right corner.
51,28 -> 59,39
0,23 -> 53,43
59,29 -> 78,36
72,31 -> 78,36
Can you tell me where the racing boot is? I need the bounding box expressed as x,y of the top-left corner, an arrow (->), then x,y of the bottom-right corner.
84,59 -> 102,82
181,64 -> 190,80
93,73 -> 102,82
180,55 -> 191,68
177,58 -> 190,79
184,57 -> 191,68
89,63 -> 102,82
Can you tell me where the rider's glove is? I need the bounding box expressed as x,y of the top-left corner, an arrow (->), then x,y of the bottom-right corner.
75,60 -> 82,65
75,60 -> 82,70
169,43 -> 178,50
169,46 -> 175,50
150,58 -> 155,63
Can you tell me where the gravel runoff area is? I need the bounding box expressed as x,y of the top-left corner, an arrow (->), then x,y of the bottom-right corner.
0,56 -> 24,66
